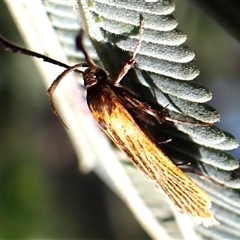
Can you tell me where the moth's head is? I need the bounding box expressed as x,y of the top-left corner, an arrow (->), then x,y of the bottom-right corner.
83,67 -> 108,89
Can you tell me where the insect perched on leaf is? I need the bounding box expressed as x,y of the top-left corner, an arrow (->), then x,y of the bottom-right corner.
0,17 -> 219,227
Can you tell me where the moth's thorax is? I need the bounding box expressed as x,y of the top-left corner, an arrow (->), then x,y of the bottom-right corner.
86,84 -> 116,114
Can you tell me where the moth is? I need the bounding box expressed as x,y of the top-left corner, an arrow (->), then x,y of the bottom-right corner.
0,18 -> 218,227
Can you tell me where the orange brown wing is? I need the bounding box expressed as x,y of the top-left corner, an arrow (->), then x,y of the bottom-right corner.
88,87 -> 218,227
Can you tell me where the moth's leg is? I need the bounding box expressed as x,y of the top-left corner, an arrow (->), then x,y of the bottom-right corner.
123,93 -> 168,124
113,16 -> 145,86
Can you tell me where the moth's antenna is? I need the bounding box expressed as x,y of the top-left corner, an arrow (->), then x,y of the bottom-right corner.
47,63 -> 84,128
0,34 -> 90,128
0,35 -> 86,72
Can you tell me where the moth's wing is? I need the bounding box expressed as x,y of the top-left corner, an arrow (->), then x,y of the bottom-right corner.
88,87 -> 218,227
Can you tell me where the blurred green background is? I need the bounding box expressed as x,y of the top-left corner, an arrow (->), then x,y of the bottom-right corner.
0,2 -> 150,239
0,1 -> 240,239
